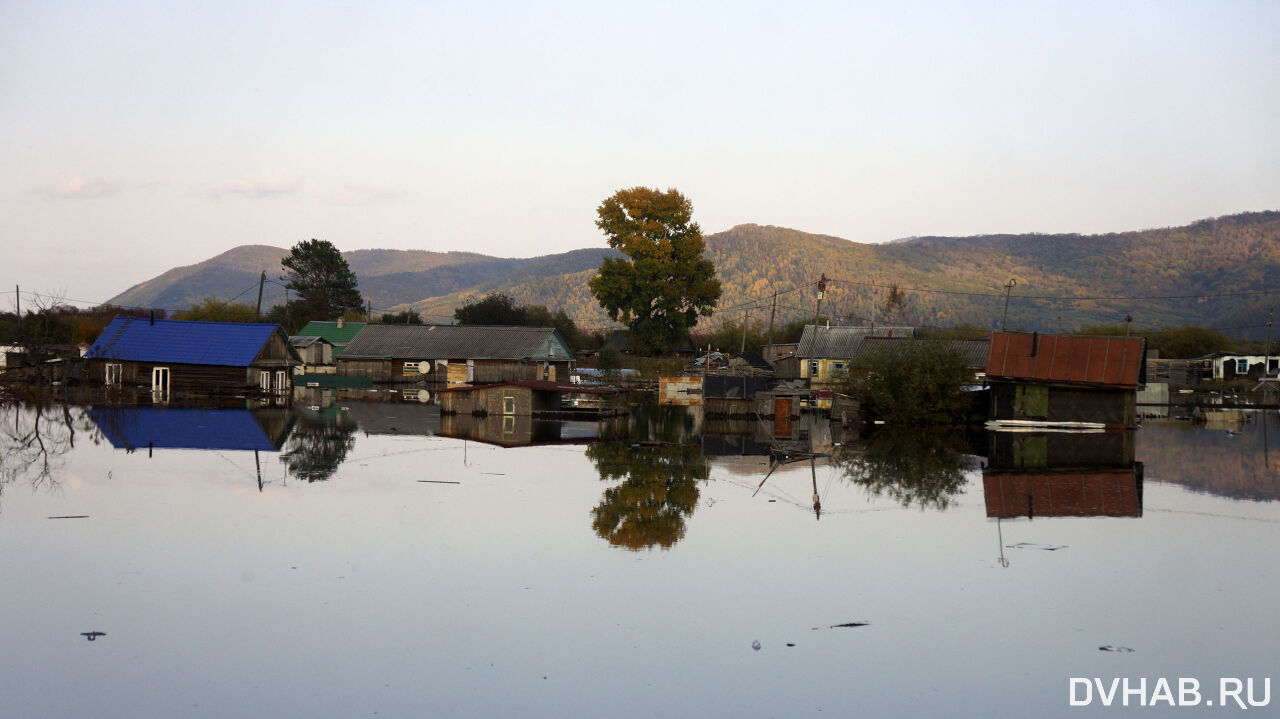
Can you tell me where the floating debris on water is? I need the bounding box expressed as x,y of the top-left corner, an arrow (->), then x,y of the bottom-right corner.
81,631 -> 106,641
48,516 -> 90,520
1098,645 -> 1135,653
751,640 -> 761,651
830,622 -> 869,629
1008,542 -> 1068,551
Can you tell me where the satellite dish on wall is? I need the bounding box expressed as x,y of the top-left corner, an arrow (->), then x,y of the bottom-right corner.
417,361 -> 432,374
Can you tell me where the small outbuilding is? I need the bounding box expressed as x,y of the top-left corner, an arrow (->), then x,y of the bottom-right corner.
296,320 -> 367,357
986,332 -> 1146,429
290,335 -> 335,366
85,316 -> 301,396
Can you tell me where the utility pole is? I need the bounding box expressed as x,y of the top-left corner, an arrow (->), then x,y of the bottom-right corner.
1267,308 -> 1274,377
739,309 -> 748,356
255,271 -> 266,321
814,274 -> 827,326
366,299 -> 372,320
766,291 -> 777,349
14,285 -> 19,318
1000,279 -> 1017,331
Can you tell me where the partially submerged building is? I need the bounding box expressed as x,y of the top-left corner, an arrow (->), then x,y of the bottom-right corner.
337,325 -> 574,384
296,320 -> 366,358
774,325 -> 916,385
986,332 -> 1146,429
85,317 -> 301,396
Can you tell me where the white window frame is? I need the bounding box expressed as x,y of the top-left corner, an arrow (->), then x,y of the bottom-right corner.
1236,359 -> 1250,374
105,363 -> 122,386
275,370 -> 288,392
151,366 -> 170,395
503,394 -> 516,415
260,371 -> 272,391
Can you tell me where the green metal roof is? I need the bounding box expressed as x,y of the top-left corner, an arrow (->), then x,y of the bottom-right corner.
296,321 -> 366,355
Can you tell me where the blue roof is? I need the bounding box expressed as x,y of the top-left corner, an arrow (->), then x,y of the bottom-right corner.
87,407 -> 288,451
86,316 -> 285,367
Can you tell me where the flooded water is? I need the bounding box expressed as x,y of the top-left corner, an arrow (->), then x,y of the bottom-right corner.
1,399 -> 1277,717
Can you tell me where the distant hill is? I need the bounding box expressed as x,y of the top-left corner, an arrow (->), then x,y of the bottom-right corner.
106,211 -> 1280,337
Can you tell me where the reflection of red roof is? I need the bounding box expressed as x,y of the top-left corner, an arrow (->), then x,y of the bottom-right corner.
986,332 -> 1144,389
983,469 -> 1142,518
434,380 -> 626,395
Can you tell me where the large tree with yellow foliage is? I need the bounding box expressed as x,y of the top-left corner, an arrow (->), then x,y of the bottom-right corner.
588,187 -> 721,353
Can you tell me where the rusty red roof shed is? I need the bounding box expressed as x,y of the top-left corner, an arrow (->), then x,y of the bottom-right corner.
986,332 -> 1145,389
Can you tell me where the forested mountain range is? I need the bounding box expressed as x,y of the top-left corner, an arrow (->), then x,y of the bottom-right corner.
105,211 -> 1280,337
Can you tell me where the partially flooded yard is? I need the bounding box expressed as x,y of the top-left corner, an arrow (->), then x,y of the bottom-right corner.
2,399 -> 1277,717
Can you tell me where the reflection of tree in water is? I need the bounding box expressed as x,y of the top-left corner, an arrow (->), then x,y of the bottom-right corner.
0,402 -> 98,510
587,399 -> 708,550
278,413 -> 357,482
834,427 -> 977,510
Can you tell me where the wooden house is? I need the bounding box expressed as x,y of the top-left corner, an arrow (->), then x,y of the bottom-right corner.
290,335 -> 335,366
773,325 -> 916,384
296,320 -> 366,357
1204,353 -> 1279,381
85,316 -> 301,396
337,325 -> 574,384
986,332 -> 1145,429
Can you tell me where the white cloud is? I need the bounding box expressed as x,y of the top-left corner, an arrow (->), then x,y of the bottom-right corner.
212,175 -> 303,199
31,176 -> 123,199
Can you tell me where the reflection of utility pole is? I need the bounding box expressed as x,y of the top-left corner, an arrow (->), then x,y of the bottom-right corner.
1000,279 -> 1017,331
255,450 -> 263,492
1124,314 -> 1133,337
810,455 -> 821,520
997,518 -> 1009,568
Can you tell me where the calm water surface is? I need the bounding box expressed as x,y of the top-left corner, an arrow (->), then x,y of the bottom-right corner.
1,401 -> 1277,718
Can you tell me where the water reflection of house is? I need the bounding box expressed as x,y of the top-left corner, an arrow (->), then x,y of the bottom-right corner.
983,431 -> 1143,518
438,413 -> 626,448
87,406 -> 296,451
342,402 -> 441,436
986,332 -> 1146,429
437,380 -> 625,418
337,325 -> 574,384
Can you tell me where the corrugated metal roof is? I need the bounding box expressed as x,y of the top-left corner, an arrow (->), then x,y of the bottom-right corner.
87,407 -> 286,451
297,321 -> 366,354
289,335 -> 331,348
986,332 -> 1145,389
841,337 -> 991,369
341,325 -> 572,361
85,317 -> 286,367
796,325 -> 915,358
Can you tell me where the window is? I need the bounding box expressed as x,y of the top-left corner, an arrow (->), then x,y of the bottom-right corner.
260,371 -> 271,391
503,415 -> 515,434
809,360 -> 819,377
831,361 -> 847,377
275,371 -> 288,391
1236,359 -> 1250,374
105,363 -> 122,386
1270,358 -> 1279,374
151,367 -> 170,395
503,394 -> 516,415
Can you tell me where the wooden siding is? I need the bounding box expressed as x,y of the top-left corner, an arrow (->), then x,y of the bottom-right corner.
94,359 -> 291,395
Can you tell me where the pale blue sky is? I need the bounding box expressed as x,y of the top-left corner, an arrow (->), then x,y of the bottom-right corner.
2,1 -> 1278,303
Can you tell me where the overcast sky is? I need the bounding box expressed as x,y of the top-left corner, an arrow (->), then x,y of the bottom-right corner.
3,1 -> 1278,305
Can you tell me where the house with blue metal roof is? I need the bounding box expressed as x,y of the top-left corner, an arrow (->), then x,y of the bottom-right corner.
85,316 -> 301,396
